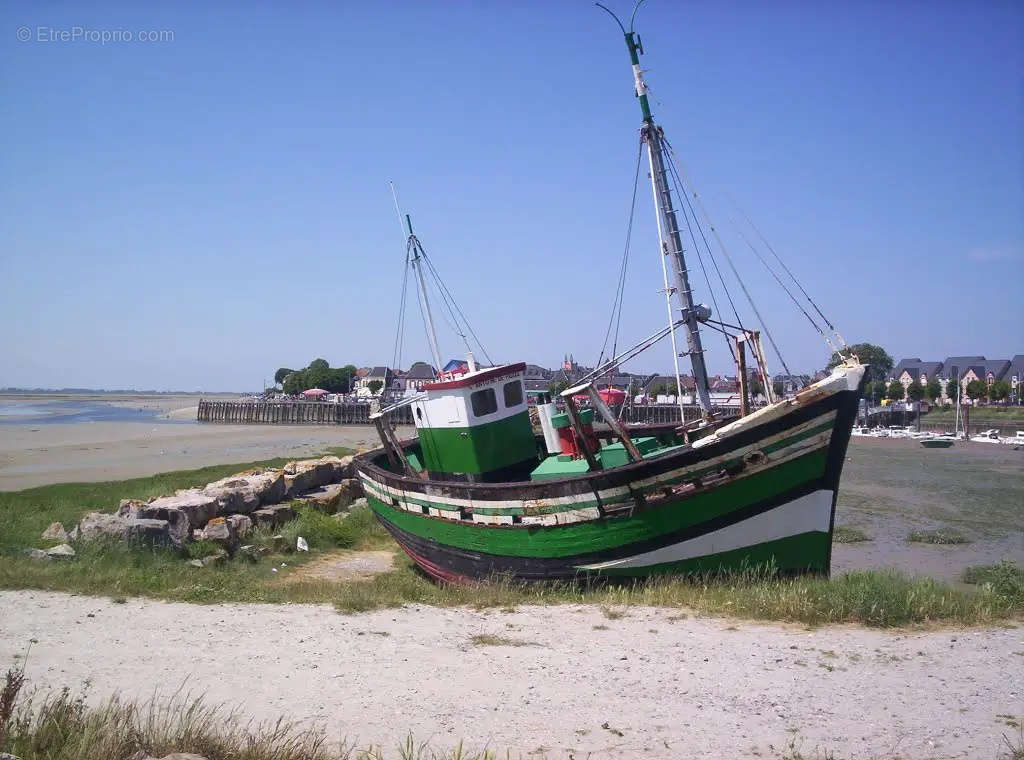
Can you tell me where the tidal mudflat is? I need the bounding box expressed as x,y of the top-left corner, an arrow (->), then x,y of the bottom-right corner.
833,437 -> 1023,582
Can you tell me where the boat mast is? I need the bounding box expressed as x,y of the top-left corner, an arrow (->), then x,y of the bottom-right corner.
614,20 -> 714,415
406,214 -> 444,372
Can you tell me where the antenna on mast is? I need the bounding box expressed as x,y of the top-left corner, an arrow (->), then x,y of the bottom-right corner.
597,1 -> 715,417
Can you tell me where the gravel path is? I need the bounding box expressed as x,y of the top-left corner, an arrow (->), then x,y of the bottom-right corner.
1,591 -> 1020,758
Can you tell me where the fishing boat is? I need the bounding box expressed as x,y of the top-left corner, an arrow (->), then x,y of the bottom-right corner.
353,7 -> 866,583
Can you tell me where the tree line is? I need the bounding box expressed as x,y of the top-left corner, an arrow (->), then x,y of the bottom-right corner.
273,359 -> 358,396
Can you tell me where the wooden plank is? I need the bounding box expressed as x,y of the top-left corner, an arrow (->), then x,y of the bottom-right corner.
585,384 -> 641,462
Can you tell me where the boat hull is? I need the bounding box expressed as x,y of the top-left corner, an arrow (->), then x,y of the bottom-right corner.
354,366 -> 865,583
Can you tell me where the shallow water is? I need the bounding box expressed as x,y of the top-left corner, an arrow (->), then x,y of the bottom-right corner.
831,436 -> 1024,582
0,399 -> 185,425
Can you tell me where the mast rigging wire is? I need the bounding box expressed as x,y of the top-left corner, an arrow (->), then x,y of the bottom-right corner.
730,218 -> 840,358
734,204 -> 847,348
596,137 -> 644,373
668,157 -> 793,378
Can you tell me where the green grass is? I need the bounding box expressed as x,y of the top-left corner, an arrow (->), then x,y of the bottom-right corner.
924,405 -> 1024,424
0,456 -> 301,556
962,561 -> 1024,607
1,457 -> 1022,627
906,528 -> 972,545
832,526 -> 871,543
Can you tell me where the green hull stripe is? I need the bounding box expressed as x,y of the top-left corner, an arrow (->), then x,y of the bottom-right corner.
369,448 -> 828,559
595,531 -> 831,577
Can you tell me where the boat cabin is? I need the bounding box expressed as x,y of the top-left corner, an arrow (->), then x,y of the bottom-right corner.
409,362 -> 538,482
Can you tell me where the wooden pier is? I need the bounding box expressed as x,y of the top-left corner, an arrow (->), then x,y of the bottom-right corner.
196,400 -> 414,425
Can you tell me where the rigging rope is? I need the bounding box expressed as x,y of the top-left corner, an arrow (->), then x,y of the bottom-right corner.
670,158 -> 793,378
667,163 -> 737,365
731,219 -> 840,357
735,205 -> 847,349
391,242 -> 411,375
418,244 -> 495,366
597,138 -> 644,373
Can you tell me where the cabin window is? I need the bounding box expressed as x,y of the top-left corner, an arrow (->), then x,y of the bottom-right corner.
470,388 -> 498,417
503,380 -> 523,408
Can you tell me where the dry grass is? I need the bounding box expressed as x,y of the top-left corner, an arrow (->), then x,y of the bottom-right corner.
906,528 -> 971,545
832,526 -> 871,544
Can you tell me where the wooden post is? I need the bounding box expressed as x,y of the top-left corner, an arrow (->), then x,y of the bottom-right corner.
735,336 -> 750,417
562,394 -> 601,472
585,384 -> 641,462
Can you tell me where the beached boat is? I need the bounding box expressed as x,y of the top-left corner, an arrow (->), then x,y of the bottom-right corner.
920,438 -> 955,449
354,9 -> 865,583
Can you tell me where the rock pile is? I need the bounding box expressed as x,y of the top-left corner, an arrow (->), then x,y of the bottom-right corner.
30,455 -> 363,560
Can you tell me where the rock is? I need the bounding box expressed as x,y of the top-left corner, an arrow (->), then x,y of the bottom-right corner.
77,512 -> 177,548
293,479 -> 362,514
187,559 -> 204,568
127,518 -> 175,546
117,499 -> 146,517
78,511 -> 130,541
282,456 -> 351,497
1,753 -> 25,760
202,517 -> 239,553
238,544 -> 266,561
41,522 -> 69,542
136,505 -> 191,548
129,751 -> 210,760
146,490 -> 219,530
272,534 -> 290,552
201,550 -> 228,567
226,513 -> 253,538
24,548 -> 50,561
202,476 -> 260,515
350,496 -> 368,510
247,471 -> 287,505
46,543 -> 76,559
252,504 -> 295,529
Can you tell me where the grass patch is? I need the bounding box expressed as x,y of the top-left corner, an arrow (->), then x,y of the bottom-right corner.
906,528 -> 971,544
186,539 -> 224,560
832,526 -> 871,543
469,634 -> 538,648
1,457 -> 1022,627
962,561 -> 1024,607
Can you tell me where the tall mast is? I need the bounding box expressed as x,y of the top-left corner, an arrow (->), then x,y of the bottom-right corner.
406,214 -> 444,372
615,22 -> 714,415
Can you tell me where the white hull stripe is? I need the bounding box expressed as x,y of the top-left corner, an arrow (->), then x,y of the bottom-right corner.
577,489 -> 834,570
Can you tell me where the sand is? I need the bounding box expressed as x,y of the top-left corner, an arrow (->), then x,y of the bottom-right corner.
1,590 -> 1019,759
0,393 -> 415,490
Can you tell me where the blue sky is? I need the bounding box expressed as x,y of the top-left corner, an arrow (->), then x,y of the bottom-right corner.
2,1 -> 1021,391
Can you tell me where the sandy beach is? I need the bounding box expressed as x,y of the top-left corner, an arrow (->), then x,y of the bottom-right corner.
2,590 -> 1019,759
0,393 -> 411,490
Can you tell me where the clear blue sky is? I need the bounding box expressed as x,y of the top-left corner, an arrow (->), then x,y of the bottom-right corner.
2,1 -> 1021,391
